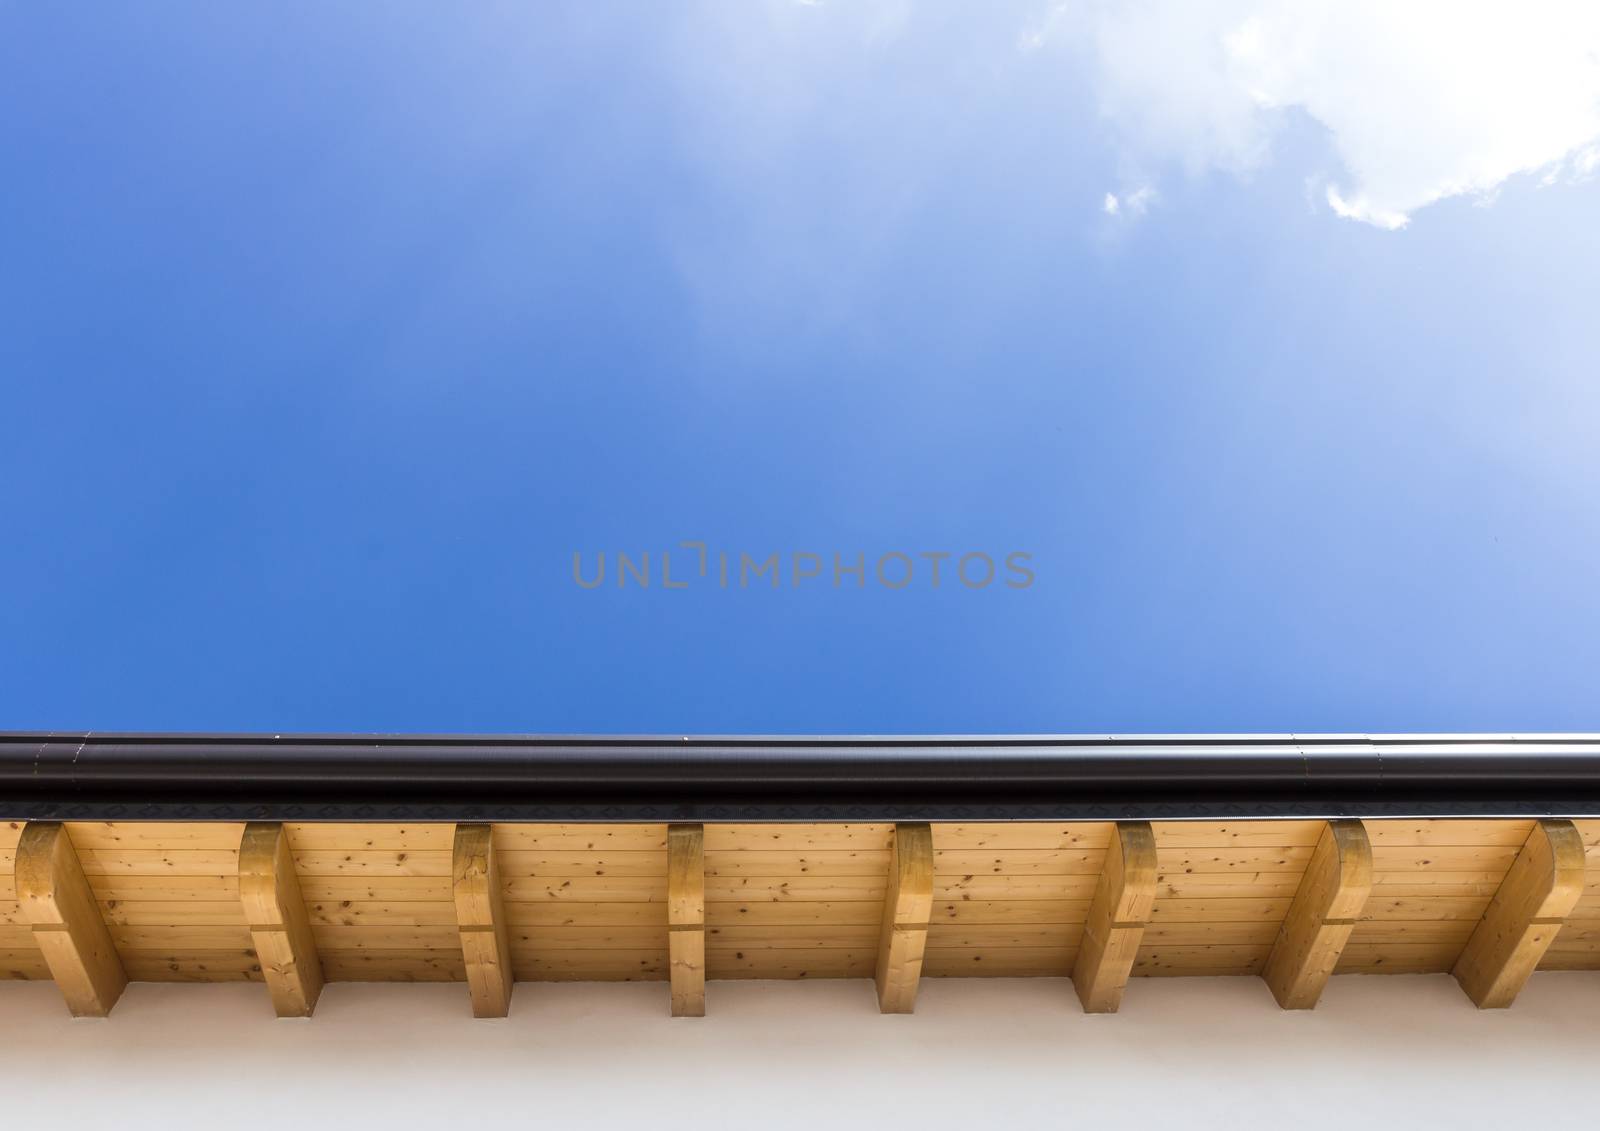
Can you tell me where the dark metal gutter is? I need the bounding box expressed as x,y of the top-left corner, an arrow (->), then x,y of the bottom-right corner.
4,732 -> 1600,821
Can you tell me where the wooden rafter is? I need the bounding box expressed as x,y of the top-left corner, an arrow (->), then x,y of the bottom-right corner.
0,816 -> 1594,1008
1262,819 -> 1373,1009
1072,821 -> 1157,1013
1452,818 -> 1585,1008
239,822 -> 323,1017
453,823 -> 513,1018
667,823 -> 706,1016
875,822 -> 934,1013
15,822 -> 127,1017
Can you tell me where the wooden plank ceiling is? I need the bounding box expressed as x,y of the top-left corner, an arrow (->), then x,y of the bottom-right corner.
1,818 -> 1596,1017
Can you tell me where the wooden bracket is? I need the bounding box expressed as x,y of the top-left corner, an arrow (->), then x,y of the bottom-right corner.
16,822 -> 128,1017
1452,818 -> 1585,1008
240,822 -> 324,1017
668,824 -> 706,1017
453,823 -> 513,1018
875,822 -> 934,1014
1262,819 -> 1373,1009
1072,821 -> 1157,1013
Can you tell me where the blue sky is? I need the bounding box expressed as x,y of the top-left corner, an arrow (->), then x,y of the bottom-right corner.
3,4 -> 1598,734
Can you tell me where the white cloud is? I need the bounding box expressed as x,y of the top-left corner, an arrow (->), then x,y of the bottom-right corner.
1049,1 -> 1600,228
1104,184 -> 1156,219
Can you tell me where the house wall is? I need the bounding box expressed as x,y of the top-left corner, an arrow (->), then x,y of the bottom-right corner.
1,973 -> 1594,1129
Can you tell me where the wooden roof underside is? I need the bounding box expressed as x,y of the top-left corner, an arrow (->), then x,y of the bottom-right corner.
3,818 -> 1596,1018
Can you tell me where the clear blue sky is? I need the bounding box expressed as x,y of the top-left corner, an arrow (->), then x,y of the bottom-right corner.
3,6 -> 1597,733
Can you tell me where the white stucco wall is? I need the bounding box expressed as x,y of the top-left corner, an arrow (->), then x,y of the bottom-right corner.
2,973 -> 1594,1128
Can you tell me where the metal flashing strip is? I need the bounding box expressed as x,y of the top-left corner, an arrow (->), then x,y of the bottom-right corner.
4,733 -> 1600,821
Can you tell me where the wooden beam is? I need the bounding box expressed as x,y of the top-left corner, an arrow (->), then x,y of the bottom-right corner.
1452,818 -> 1585,1008
16,822 -> 127,1016
875,822 -> 934,1013
1262,819 -> 1373,1009
1072,821 -> 1157,1013
452,823 -> 513,1017
667,823 -> 706,1017
239,822 -> 323,1017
